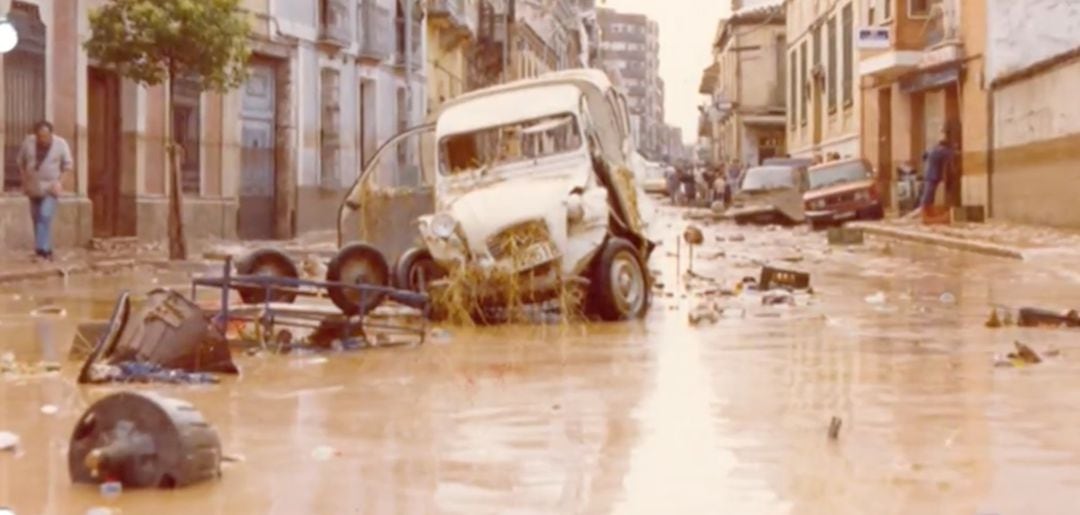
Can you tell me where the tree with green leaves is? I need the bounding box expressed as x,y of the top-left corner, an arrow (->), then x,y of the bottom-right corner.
84,0 -> 252,260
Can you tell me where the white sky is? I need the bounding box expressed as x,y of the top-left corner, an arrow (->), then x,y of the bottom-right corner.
602,0 -> 731,144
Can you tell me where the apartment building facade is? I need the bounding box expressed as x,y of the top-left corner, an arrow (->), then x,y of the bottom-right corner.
699,1 -> 787,167
595,7 -> 665,160
0,0 -> 424,249
858,0 -> 984,210
786,0 -> 860,161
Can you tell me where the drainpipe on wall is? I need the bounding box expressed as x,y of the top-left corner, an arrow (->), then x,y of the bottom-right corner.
986,83 -> 994,219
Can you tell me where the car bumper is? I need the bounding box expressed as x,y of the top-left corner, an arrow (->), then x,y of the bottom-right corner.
806,201 -> 883,223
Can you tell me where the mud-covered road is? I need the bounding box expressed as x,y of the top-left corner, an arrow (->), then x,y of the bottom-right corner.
3,207 -> 1080,514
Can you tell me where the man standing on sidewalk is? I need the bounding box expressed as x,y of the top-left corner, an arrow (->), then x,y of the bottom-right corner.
18,121 -> 74,261
907,129 -> 955,219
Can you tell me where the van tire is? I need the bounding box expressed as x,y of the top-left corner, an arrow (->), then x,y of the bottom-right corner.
588,238 -> 649,321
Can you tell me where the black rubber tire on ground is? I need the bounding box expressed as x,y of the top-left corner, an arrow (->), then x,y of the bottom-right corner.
587,238 -> 650,321
326,243 -> 391,316
235,249 -> 300,304
393,247 -> 445,293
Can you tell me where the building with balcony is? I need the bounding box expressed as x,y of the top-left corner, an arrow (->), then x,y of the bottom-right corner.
857,0 -> 983,211
0,0 -> 425,249
426,0 -> 478,113
595,7 -> 664,160
982,0 -> 1080,228
786,0 -> 859,162
700,1 -> 787,168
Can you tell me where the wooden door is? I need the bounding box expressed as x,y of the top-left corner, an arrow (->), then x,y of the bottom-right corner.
88,67 -> 122,237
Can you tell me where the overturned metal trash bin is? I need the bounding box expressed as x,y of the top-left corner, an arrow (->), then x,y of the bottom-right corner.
78,289 -> 238,383
69,391 -> 222,488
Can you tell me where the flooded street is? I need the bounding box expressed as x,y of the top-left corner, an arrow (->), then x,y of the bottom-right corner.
3,208 -> 1080,514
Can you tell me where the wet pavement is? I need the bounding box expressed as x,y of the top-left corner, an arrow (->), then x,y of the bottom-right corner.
3,208 -> 1080,514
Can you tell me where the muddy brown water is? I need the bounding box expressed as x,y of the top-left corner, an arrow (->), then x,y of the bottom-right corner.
3,212 -> 1080,514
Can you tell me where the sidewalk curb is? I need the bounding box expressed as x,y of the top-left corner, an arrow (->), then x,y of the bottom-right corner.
0,258 -> 211,286
847,222 -> 1025,260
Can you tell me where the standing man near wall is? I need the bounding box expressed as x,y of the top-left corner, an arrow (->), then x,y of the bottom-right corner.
18,121 -> 73,261
907,128 -> 955,219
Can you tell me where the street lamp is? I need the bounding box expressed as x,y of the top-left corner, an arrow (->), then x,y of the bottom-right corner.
0,18 -> 17,54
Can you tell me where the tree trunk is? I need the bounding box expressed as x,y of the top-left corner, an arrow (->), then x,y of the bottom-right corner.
166,69 -> 188,260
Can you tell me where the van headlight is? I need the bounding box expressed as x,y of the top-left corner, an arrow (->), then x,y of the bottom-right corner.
566,193 -> 584,222
430,213 -> 457,239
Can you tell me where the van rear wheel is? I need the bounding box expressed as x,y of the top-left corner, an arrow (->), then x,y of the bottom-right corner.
587,238 -> 649,321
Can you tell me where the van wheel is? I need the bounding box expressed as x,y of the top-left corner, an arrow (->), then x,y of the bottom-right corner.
326,243 -> 390,316
588,238 -> 649,321
235,249 -> 299,304
394,247 -> 445,293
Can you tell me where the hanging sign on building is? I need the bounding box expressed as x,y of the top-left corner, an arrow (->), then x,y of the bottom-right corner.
857,27 -> 891,50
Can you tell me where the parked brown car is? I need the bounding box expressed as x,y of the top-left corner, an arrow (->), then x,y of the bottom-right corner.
803,158 -> 884,230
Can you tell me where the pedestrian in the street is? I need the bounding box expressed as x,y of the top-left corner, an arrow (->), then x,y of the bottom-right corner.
702,167 -> 716,204
908,129 -> 955,218
18,121 -> 73,261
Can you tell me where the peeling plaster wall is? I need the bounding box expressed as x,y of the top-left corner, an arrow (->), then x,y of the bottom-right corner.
987,0 -> 1080,81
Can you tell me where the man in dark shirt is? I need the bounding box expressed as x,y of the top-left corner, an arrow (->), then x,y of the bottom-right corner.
919,133 -> 955,210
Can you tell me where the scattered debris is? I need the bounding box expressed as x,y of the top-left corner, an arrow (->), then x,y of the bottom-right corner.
728,234 -> 746,242
683,225 -> 704,245
99,481 -> 122,500
827,227 -> 864,245
85,362 -> 220,385
311,446 -> 339,461
1017,307 -> 1080,328
430,328 -> 452,343
828,417 -> 842,439
986,309 -> 1003,328
760,266 -> 810,291
865,292 -> 887,305
1010,341 -> 1042,364
30,305 -> 67,317
1045,347 -> 1062,358
762,291 -> 795,307
688,304 -> 720,326
40,405 -> 59,416
939,292 -> 957,304
0,431 -> 19,452
69,391 -> 222,488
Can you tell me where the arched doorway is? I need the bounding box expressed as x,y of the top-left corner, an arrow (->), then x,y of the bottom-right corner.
3,1 -> 46,191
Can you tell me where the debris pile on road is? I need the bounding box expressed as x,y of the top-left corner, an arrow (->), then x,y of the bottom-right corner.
78,289 -> 238,385
1,351 -> 61,378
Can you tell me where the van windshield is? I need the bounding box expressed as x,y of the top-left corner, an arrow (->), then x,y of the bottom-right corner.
439,113 -> 582,175
808,161 -> 870,190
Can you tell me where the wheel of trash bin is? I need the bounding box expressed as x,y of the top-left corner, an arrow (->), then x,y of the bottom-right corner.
326,243 -> 390,315
235,249 -> 300,304
394,247 -> 446,293
587,238 -> 649,321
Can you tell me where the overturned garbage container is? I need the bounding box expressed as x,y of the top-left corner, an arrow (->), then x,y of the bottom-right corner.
79,289 -> 238,384
69,391 -> 222,488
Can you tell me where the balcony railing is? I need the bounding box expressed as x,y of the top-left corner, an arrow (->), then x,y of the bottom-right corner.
923,0 -> 959,48
319,0 -> 351,47
358,0 -> 392,61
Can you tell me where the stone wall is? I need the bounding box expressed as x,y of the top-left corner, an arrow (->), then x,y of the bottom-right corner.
990,56 -> 1080,228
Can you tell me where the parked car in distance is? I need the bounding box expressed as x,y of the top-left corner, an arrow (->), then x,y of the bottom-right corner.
640,159 -> 669,195
727,165 -> 808,225
803,158 -> 884,229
